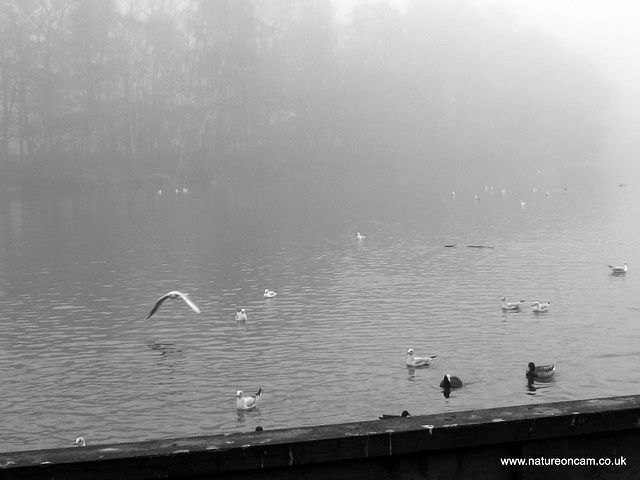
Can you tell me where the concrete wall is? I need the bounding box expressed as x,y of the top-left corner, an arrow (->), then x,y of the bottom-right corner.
1,395 -> 639,479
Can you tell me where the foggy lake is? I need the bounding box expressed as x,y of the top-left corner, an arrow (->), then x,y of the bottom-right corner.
1,175 -> 639,452
1,0 -> 640,457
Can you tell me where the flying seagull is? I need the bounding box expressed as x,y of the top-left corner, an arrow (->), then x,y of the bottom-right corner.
146,291 -> 201,319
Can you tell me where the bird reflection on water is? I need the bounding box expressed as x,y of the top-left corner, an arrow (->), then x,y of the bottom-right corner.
236,318 -> 247,332
526,377 -> 554,395
147,342 -> 185,368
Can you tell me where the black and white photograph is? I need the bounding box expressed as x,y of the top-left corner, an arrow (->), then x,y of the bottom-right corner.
0,0 -> 638,477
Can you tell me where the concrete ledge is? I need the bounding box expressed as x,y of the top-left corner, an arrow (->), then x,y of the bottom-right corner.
1,395 -> 639,479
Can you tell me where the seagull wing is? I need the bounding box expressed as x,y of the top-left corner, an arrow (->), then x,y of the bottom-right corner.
178,293 -> 201,314
146,294 -> 170,319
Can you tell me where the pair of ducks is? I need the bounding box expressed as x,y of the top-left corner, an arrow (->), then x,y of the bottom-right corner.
234,289 -> 276,321
501,297 -> 550,313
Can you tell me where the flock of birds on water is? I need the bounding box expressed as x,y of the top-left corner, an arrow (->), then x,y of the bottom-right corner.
72,288 -> 277,446
70,224 -> 629,446
368,228 -> 628,419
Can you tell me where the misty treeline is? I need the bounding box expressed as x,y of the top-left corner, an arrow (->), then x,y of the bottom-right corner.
0,0 -> 611,186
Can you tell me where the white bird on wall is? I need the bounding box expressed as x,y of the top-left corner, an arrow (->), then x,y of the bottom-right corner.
74,437 -> 86,447
146,291 -> 201,319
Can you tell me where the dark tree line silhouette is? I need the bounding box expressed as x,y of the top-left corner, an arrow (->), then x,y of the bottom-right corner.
0,0 -> 612,187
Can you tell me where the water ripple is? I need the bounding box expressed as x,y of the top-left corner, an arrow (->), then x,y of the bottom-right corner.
1,184 -> 640,451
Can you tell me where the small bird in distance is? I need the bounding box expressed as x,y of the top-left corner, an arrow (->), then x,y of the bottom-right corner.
235,308 -> 248,321
608,262 -> 627,274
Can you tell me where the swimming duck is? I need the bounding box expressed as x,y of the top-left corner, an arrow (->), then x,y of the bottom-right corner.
379,410 -> 411,419
263,289 -> 277,298
501,297 -> 524,311
74,437 -> 86,447
146,291 -> 201,319
406,348 -> 436,367
235,308 -> 247,322
526,362 -> 555,379
532,301 -> 550,313
439,374 -> 463,389
236,388 -> 261,410
357,232 -> 366,240
608,262 -> 627,274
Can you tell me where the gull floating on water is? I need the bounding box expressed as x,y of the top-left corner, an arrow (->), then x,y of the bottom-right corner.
263,289 -> 277,298
146,291 -> 201,319
501,297 -> 524,311
439,374 -> 463,389
526,362 -> 555,380
532,301 -> 551,313
357,232 -> 366,240
237,388 -> 261,410
406,348 -> 436,367
74,437 -> 86,447
235,308 -> 247,321
608,262 -> 627,274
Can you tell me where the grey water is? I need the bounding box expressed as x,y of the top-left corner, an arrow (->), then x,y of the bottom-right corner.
0,175 -> 639,452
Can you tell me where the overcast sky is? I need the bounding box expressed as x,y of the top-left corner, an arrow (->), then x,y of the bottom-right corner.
470,0 -> 640,177
336,0 -> 640,178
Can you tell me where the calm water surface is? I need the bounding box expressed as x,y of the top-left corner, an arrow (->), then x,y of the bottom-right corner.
0,175 -> 639,452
